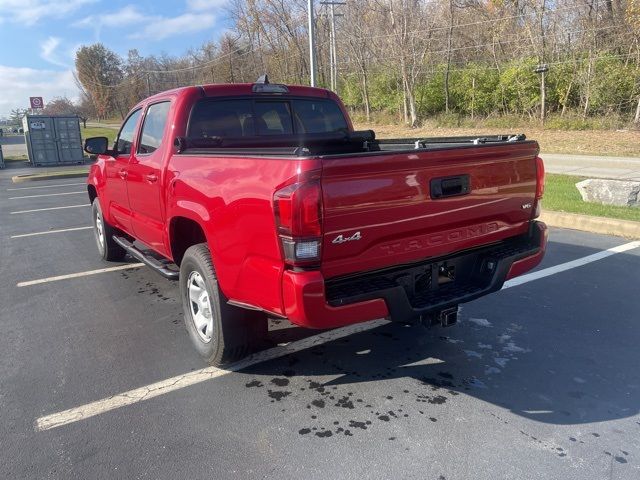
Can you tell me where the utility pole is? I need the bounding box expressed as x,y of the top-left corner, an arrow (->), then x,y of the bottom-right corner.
307,0 -> 317,87
534,64 -> 549,124
320,1 -> 345,92
146,73 -> 151,97
634,79 -> 640,124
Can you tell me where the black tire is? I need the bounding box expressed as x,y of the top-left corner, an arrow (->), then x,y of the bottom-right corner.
180,243 -> 267,366
91,199 -> 126,261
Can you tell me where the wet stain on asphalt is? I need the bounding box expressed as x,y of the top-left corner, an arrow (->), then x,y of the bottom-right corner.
267,390 -> 291,401
428,395 -> 447,405
119,272 -> 178,306
335,396 -> 355,409
348,420 -> 371,430
271,378 -> 290,387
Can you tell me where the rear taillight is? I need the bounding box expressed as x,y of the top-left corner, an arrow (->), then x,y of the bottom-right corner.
533,156 -> 545,218
274,179 -> 322,265
535,156 -> 545,199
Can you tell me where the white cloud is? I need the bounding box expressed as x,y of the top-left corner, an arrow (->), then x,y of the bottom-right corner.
186,0 -> 229,11
74,5 -> 147,30
0,65 -> 80,117
130,12 -> 217,41
74,3 -> 219,41
40,37 -> 69,68
0,0 -> 96,26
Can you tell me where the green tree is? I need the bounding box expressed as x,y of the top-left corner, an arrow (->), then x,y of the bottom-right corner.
75,44 -> 123,120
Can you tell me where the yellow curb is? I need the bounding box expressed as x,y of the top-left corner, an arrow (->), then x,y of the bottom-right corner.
541,210 -> 640,239
12,171 -> 89,183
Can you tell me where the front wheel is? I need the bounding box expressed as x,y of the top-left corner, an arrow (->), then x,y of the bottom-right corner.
179,243 -> 267,366
91,199 -> 126,261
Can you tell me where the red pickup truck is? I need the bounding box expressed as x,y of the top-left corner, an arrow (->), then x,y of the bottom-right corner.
85,77 -> 547,366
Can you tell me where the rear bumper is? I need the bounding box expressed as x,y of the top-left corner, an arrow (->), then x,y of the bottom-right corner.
282,221 -> 547,328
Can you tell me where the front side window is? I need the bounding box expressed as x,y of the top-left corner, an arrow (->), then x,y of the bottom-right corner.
116,109 -> 142,155
138,102 -> 171,154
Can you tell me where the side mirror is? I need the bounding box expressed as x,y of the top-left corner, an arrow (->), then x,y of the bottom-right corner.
84,136 -> 109,155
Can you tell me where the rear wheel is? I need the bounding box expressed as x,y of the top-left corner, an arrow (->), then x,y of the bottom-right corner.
179,243 -> 267,366
91,199 -> 126,261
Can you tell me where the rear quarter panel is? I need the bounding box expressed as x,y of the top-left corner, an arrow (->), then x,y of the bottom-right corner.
165,154 -> 321,316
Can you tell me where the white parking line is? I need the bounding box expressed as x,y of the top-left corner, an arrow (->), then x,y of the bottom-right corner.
10,204 -> 89,214
11,226 -> 93,239
35,319 -> 390,431
17,264 -> 144,287
503,240 -> 640,289
7,182 -> 86,191
34,239 -> 640,431
9,191 -> 85,200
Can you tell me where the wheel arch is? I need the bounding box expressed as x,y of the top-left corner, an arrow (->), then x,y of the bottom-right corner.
169,215 -> 209,266
87,184 -> 97,204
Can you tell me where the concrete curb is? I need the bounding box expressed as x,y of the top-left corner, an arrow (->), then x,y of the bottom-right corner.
11,171 -> 89,183
540,210 -> 640,239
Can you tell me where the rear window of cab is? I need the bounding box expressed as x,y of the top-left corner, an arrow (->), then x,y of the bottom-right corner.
187,98 -> 348,138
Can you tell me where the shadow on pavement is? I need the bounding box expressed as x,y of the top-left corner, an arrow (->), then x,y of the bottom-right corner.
252,242 -> 640,428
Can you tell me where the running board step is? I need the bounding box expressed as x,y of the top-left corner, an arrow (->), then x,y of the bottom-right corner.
112,236 -> 179,280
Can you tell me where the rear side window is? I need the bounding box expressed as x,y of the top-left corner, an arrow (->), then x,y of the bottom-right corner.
116,109 -> 141,154
187,98 -> 348,138
254,101 -> 294,135
138,102 -> 171,154
292,99 -> 347,133
189,99 -> 252,138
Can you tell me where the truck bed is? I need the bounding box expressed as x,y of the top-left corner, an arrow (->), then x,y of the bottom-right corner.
173,132 -> 540,282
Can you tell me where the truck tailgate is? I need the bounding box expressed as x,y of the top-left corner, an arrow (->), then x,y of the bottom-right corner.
320,141 -> 539,279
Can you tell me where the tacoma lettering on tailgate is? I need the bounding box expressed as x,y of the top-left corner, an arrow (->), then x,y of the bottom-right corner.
378,222 -> 500,256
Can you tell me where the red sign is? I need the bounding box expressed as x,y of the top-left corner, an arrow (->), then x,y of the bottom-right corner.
30,97 -> 44,109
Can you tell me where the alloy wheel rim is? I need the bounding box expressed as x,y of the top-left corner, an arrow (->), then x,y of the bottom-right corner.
95,210 -> 105,248
187,271 -> 214,343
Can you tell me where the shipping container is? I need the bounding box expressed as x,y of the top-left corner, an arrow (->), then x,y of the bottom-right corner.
22,115 -> 84,166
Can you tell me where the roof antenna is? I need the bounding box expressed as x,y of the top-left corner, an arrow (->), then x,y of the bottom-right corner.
255,74 -> 269,84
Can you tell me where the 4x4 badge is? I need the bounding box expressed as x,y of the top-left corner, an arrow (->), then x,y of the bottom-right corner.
332,231 -> 362,244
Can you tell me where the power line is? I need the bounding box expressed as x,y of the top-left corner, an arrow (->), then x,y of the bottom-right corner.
330,25 -> 635,69
334,51 -> 640,75
335,0 -> 617,43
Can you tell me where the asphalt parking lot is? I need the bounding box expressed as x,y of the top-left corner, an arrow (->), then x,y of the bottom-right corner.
0,173 -> 639,480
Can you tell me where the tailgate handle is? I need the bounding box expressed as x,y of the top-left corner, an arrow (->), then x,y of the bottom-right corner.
430,175 -> 470,199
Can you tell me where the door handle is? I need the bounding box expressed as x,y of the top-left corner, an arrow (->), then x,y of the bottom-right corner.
145,174 -> 158,183
118,170 -> 128,179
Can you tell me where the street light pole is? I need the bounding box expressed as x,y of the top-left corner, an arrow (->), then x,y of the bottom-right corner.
308,0 -> 317,87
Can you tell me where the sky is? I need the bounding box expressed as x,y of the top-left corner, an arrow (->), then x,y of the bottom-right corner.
0,0 -> 231,118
